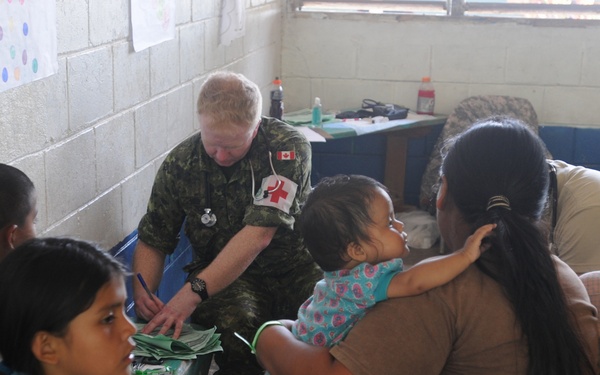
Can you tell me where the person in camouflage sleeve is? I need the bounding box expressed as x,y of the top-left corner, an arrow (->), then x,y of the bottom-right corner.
132,71 -> 322,375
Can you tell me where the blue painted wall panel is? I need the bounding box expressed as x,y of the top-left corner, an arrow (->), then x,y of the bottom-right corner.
316,154 -> 385,183
573,128 -> 600,168
312,125 -> 600,207
539,126 -> 575,162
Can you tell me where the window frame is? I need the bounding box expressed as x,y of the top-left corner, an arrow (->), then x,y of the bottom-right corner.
292,0 -> 600,23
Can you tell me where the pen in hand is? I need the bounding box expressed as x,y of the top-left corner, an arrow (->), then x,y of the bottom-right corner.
136,273 -> 157,303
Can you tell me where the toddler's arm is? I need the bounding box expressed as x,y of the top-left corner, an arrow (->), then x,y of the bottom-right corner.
387,223 -> 495,298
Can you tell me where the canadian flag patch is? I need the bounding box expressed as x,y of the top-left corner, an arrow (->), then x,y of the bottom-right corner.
277,151 -> 295,160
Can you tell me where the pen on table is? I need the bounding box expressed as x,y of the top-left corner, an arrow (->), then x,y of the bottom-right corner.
136,273 -> 157,302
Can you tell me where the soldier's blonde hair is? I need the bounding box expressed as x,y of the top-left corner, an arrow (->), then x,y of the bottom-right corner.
197,71 -> 262,136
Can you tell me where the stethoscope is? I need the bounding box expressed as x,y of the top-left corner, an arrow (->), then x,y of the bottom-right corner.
201,126 -> 283,227
201,175 -> 217,227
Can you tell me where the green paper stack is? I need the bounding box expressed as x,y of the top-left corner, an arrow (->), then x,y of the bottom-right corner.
133,323 -> 223,360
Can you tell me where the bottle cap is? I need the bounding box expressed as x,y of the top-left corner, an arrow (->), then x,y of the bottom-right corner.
422,77 -> 431,82
273,77 -> 282,85
314,97 -> 321,105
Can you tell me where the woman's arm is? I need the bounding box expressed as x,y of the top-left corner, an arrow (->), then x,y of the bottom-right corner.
255,323 -> 352,375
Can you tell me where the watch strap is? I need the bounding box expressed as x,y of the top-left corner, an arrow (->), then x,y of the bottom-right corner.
191,278 -> 209,301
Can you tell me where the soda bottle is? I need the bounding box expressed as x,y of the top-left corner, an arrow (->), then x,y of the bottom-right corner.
269,77 -> 284,120
416,77 -> 435,115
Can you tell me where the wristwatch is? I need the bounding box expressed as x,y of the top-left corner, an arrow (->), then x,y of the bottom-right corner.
190,277 -> 209,301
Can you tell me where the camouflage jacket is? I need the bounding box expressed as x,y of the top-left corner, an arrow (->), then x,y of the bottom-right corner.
137,117 -> 314,277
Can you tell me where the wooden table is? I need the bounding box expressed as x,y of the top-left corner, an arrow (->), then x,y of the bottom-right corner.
285,110 -> 447,208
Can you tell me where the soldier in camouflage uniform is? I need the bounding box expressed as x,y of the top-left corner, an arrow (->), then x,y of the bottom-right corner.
132,71 -> 322,375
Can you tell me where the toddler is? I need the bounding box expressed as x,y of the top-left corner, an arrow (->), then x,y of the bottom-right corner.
293,174 -> 495,347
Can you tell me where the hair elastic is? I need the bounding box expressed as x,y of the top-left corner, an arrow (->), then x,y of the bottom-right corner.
486,195 -> 511,211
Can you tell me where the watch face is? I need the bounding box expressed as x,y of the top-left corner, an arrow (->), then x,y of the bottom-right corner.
192,278 -> 206,292
191,278 -> 209,300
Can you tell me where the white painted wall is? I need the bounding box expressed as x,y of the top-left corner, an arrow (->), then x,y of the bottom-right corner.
281,12 -> 600,128
3,2 -> 599,249
0,0 -> 283,248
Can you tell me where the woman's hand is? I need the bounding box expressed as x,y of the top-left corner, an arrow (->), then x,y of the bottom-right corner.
255,322 -> 352,375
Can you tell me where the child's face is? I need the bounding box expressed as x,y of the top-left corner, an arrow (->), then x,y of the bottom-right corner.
49,277 -> 136,375
359,187 -> 410,264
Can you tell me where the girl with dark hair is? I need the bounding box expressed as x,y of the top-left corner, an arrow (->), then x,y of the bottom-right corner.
254,117 -> 599,375
0,163 -> 37,261
0,237 -> 136,375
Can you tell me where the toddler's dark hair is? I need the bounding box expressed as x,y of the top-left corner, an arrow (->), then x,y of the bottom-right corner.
298,174 -> 387,271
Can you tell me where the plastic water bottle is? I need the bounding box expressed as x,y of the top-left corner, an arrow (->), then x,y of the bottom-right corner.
311,97 -> 322,127
416,77 -> 435,115
269,77 -> 284,120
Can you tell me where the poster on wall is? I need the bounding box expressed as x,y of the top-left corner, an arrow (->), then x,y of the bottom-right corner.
131,0 -> 175,52
220,0 -> 245,46
0,0 -> 58,94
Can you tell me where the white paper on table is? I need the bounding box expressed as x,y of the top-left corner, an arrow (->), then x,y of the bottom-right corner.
0,1 -> 58,93
339,112 -> 438,136
297,126 -> 326,142
220,0 -> 245,46
131,0 -> 176,52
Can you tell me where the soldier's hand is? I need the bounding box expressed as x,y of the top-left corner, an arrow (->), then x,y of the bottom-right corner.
134,290 -> 164,322
141,284 -> 200,339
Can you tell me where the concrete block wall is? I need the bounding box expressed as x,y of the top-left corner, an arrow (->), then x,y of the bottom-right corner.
0,0 -> 283,250
281,13 -> 600,129
4,1 -> 600,253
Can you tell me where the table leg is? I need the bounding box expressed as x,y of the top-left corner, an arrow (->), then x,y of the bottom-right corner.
384,134 -> 408,210
384,127 -> 436,211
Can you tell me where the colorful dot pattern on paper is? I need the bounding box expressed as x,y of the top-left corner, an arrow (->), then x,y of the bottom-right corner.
1,1 -> 42,85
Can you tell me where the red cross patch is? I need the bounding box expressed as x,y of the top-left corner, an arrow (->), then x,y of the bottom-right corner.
253,175 -> 298,213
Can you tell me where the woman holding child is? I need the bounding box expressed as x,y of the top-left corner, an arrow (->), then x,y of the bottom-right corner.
255,117 -> 599,374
